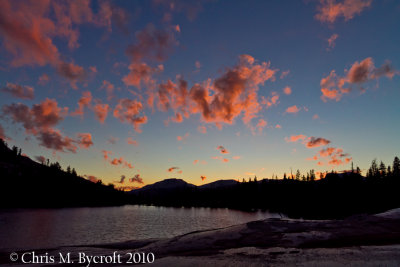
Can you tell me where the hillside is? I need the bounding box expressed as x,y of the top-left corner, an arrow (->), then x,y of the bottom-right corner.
0,139 -> 126,208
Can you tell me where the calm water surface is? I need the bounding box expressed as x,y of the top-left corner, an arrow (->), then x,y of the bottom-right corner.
0,205 -> 282,251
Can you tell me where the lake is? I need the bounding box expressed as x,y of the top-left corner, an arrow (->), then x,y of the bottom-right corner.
0,205 -> 283,251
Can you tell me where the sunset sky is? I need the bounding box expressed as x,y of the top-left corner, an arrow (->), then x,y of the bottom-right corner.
0,0 -> 399,188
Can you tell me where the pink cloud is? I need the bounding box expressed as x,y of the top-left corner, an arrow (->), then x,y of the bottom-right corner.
110,157 -> 134,169
122,63 -> 163,89
3,98 -> 68,134
321,58 -> 397,102
283,86 -> 292,95
151,55 -> 277,129
100,80 -> 115,101
285,134 -> 307,143
129,174 -> 144,184
253,118 -> 267,134
126,137 -> 138,146
168,166 -> 180,172
305,137 -> 331,148
315,0 -> 372,23
311,146 -> 352,168
77,133 -> 93,149
327,33 -> 339,50
262,92 -> 280,108
37,128 -> 77,153
113,98 -> 148,132
85,175 -> 100,183
71,91 -> 92,117
177,132 -> 189,142
126,23 -> 178,63
217,145 -> 229,154
93,100 -> 110,124
102,150 -> 112,160
1,83 -> 34,100
285,105 -> 301,114
56,62 -> 86,89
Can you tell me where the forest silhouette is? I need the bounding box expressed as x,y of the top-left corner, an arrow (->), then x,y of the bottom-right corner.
1,138 -> 399,219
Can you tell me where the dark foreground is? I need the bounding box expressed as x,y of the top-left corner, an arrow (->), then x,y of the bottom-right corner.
1,209 -> 400,266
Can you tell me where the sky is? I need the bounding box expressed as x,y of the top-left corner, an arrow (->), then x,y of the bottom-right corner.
0,0 -> 399,189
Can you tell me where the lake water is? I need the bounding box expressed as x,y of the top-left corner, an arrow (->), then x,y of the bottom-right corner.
0,205 -> 283,251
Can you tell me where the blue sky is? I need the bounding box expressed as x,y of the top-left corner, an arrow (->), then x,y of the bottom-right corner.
0,0 -> 399,188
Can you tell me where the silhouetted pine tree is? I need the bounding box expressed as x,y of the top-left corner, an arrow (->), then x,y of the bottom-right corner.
393,156 -> 400,177
379,161 -> 386,178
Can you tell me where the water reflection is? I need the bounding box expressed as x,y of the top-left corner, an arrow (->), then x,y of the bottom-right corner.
0,205 -> 283,251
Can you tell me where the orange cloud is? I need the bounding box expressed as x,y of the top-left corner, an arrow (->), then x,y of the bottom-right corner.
312,147 -> 352,168
93,101 -> 110,124
126,137 -> 138,146
113,98 -> 148,132
77,133 -> 93,149
1,83 -> 34,100
212,156 -> 229,163
177,132 -> 189,142
201,175 -> 206,181
110,157 -> 134,169
37,128 -> 77,153
193,159 -> 199,165
71,91 -> 92,117
315,0 -> 372,23
327,33 -> 339,50
285,135 -> 307,143
262,91 -> 280,108
56,62 -> 87,89
168,166 -> 180,172
253,118 -> 267,134
217,145 -> 229,154
3,98 -> 68,135
0,0 -> 125,87
321,58 -> 397,102
305,137 -> 331,148
122,63 -> 163,89
126,23 -> 177,63
285,105 -> 301,114
283,86 -> 292,95
102,150 -> 112,160
232,156 -> 241,160
320,70 -> 349,102
275,124 -> 282,129
129,174 -> 144,184
84,175 -> 100,183
100,80 -> 115,101
151,55 -> 277,129
313,114 -> 320,120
